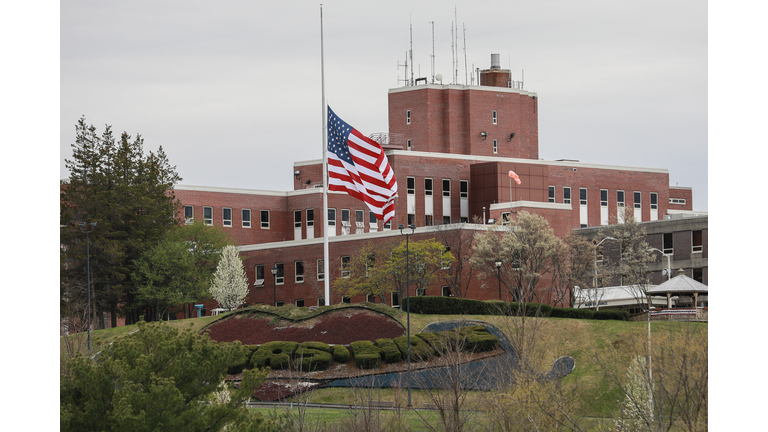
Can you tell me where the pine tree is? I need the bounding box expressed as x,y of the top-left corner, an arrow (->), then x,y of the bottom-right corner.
209,245 -> 249,310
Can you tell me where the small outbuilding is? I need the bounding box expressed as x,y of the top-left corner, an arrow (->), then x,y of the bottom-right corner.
646,268 -> 708,309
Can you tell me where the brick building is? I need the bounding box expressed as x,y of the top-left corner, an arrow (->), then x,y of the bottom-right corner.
173,55 -> 702,314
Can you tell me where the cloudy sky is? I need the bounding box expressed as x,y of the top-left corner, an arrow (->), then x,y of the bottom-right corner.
60,0 -> 707,210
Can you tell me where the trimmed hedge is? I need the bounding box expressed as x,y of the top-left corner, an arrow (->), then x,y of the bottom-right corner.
294,342 -> 333,372
459,325 -> 500,352
415,332 -> 451,355
332,345 -> 350,363
403,296 -> 627,321
393,335 -> 435,362
350,341 -> 381,369
251,341 -> 298,370
374,338 -> 402,363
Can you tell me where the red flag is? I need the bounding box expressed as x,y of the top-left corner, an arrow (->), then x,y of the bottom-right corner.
508,170 -> 521,185
327,106 -> 398,222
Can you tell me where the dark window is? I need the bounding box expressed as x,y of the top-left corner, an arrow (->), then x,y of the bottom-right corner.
275,263 -> 284,284
549,186 -> 555,203
634,191 -> 642,209
651,193 -> 658,210
184,206 -> 194,224
341,256 -> 350,278
327,209 -> 336,226
425,178 -> 433,196
223,208 -> 232,227
460,180 -> 469,198
443,179 -> 451,197
443,216 -> 451,224
425,215 -> 433,226
617,191 -> 625,206
407,177 -> 415,195
295,261 -> 304,283
317,259 -> 325,281
692,230 -> 703,253
693,268 -> 703,283
294,210 -> 301,228
564,187 -> 571,204
260,210 -> 269,228
204,207 -> 213,225
254,265 -> 265,286
663,233 -> 673,255
600,189 -> 608,206
296,299 -> 305,307
369,211 -> 377,224
342,296 -> 351,304
242,209 -> 251,228
580,188 -> 587,205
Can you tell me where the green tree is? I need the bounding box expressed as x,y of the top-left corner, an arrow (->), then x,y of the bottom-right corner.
471,211 -> 567,303
333,238 -> 453,308
60,321 -> 271,432
60,117 -> 181,327
132,222 -> 234,320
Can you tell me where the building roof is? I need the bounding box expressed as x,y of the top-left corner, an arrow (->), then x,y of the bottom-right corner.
647,273 -> 708,295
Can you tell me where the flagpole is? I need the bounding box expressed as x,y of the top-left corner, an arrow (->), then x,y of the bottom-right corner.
320,4 -> 331,306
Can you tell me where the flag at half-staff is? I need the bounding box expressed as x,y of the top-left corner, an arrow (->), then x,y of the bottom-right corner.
327,106 -> 398,222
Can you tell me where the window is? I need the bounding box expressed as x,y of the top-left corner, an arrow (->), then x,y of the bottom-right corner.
407,177 -> 415,195
355,210 -> 364,233
327,208 -> 336,227
203,206 -> 213,225
294,210 -> 302,229
260,210 -> 270,228
460,180 -> 468,198
406,110 -> 411,125
184,205 -> 194,224
407,213 -> 415,226
617,191 -> 625,208
670,198 -> 686,205
365,254 -> 375,277
600,189 -> 608,207
692,230 -> 703,253
295,299 -> 305,307
416,288 -> 426,296
391,292 -> 400,308
693,268 -> 703,283
442,286 -> 452,297
442,179 -> 451,197
306,209 -> 314,228
254,265 -> 265,287
548,186 -> 555,203
511,252 -> 522,270
443,216 -> 451,224
634,191 -> 642,209
275,263 -> 284,285
366,293 -> 376,303
501,212 -> 511,226
425,178 -> 433,196
317,259 -> 325,281
663,233 -> 673,255
342,296 -> 351,304
275,301 -> 285,307
369,211 -> 377,224
341,256 -> 351,278
317,297 -> 325,306
579,188 -> 587,205
441,246 -> 451,269
425,215 -> 433,226
223,208 -> 232,227
341,209 -> 350,235
384,218 -> 391,230
242,209 -> 251,228
493,139 -> 498,154
407,139 -> 412,151
563,187 -> 571,204
492,110 -> 498,125
295,261 -> 304,283
650,193 -> 658,210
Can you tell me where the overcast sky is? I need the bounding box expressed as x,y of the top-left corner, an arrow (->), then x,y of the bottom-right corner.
60,0 -> 707,210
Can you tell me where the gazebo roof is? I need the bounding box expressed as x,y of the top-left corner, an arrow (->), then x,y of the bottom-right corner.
647,271 -> 708,295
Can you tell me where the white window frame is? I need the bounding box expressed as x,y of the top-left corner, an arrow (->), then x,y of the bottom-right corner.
407,177 -> 415,195
317,258 -> 325,281
275,263 -> 284,285
669,198 -> 686,205
294,210 -> 302,229
442,179 -> 451,198
295,261 -> 304,283
692,230 -> 703,253
650,192 -> 658,210
306,209 -> 314,227
579,188 -> 587,206
341,256 -> 351,278
391,292 -> 400,308
295,299 -> 305,307
460,180 -> 468,198
223,208 -> 232,227
548,186 -> 555,203
184,205 -> 194,225
600,189 -> 608,207
663,233 -> 674,255
242,209 -> 251,228
563,187 -> 571,205
425,178 -> 433,196
493,139 -> 498,154
254,265 -> 265,287
406,109 -> 411,125
260,210 -> 270,229
634,191 -> 642,209
203,206 -> 213,226
492,110 -> 498,125
407,139 -> 412,151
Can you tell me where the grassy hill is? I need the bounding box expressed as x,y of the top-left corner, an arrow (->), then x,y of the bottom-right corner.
63,303 -> 707,428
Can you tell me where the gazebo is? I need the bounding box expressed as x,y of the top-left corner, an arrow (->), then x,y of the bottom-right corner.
646,268 -> 708,309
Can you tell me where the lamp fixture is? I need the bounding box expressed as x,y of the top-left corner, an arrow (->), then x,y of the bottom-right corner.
507,133 -> 516,142
294,170 -> 301,178
480,131 -> 487,140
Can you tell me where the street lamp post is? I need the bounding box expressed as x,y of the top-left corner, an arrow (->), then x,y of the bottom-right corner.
399,223 -> 416,408
647,247 -> 671,280
494,259 -> 502,300
647,304 -> 656,418
79,221 -> 96,352
271,264 -> 279,306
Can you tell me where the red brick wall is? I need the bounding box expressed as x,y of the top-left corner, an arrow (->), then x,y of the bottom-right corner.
668,187 -> 693,211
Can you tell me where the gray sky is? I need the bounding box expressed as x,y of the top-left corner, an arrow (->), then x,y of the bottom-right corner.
60,0 -> 707,210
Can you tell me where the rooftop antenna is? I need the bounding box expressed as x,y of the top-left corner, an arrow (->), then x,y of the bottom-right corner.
409,18 -> 414,86
398,52 -> 409,86
430,21 -> 435,84
454,6 -> 459,84
463,23 -> 468,85
450,22 -> 455,84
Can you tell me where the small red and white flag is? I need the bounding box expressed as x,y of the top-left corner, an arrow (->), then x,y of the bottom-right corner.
508,170 -> 521,185
327,106 -> 398,222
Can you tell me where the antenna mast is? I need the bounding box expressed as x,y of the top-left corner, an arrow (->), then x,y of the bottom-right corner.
463,23 -> 468,85
409,20 -> 414,86
430,21 -> 435,84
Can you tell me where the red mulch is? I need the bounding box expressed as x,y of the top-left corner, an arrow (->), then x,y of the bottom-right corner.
205,308 -> 404,345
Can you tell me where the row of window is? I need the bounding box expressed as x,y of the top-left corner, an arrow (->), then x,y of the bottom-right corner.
660,231 -> 704,255
184,206 -> 270,228
258,286 -> 455,309
406,109 -> 500,126
406,178 -> 468,198
547,187 -> 659,208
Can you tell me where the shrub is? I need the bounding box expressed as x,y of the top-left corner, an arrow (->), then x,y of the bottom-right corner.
332,345 -> 350,363
460,325 -> 499,352
593,309 -> 629,321
415,332 -> 451,355
393,335 -> 435,362
350,341 -> 381,369
374,338 -> 402,363
294,342 -> 333,372
406,296 -> 551,317
250,341 -> 298,370
550,307 -> 594,319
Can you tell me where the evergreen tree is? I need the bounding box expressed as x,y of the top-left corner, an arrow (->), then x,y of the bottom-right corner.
60,117 -> 181,327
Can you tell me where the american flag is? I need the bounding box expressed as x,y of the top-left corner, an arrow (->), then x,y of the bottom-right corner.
327,106 -> 398,222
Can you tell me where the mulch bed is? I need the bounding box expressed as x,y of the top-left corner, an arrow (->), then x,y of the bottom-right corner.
205,308 -> 404,345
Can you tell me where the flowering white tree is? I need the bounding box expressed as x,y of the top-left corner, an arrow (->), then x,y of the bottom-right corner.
210,245 -> 248,310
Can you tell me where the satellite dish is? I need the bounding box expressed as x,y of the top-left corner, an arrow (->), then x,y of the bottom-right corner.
435,73 -> 443,82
